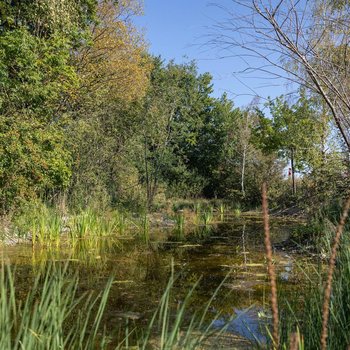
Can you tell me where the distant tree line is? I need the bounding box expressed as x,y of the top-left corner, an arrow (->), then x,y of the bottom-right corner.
0,0 -> 348,214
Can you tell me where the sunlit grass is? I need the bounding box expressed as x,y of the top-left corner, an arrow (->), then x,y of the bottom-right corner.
0,262 -> 113,350
278,230 -> 350,349
0,262 -> 237,350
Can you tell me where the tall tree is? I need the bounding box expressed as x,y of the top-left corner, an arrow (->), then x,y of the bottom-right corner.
252,92 -> 334,195
65,0 -> 151,208
0,13 -> 81,210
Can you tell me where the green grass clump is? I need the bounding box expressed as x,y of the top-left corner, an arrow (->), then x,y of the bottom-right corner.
137,213 -> 150,244
174,212 -> 185,239
219,203 -> 225,221
0,263 -> 112,350
138,267 -> 234,350
279,231 -> 350,349
201,208 -> 214,226
13,202 -> 63,246
0,261 -> 236,350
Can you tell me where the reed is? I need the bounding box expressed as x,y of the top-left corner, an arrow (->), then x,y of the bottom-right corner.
139,213 -> 150,244
219,203 -> 225,221
174,212 -> 185,239
140,265 -> 234,349
275,195 -> 350,349
201,207 -> 214,226
0,262 -> 113,350
262,182 -> 279,349
320,195 -> 350,350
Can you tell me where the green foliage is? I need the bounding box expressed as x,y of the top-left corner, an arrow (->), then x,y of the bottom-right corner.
0,23 -> 77,210
0,0 -> 97,40
0,263 -> 113,350
0,114 -> 71,209
1,0 -> 349,225
280,232 -> 350,349
252,92 -> 330,174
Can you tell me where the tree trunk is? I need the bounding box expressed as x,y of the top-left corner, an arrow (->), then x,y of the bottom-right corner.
291,148 -> 296,195
241,144 -> 247,198
144,136 -> 151,209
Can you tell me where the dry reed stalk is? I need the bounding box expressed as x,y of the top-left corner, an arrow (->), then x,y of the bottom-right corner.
289,332 -> 299,350
320,196 -> 350,350
262,182 -> 279,349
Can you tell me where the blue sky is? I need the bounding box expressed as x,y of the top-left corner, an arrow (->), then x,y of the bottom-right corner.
135,0 -> 293,108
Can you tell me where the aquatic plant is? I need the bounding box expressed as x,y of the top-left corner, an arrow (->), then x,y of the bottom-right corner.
33,210 -> 63,246
112,210 -> 128,235
233,203 -> 242,217
194,202 -> 202,215
138,265 -> 234,350
0,260 -> 239,350
14,204 -> 63,246
262,183 -> 279,349
174,212 -> 185,239
219,203 -> 225,221
0,263 -> 113,350
69,209 -> 128,243
263,185 -> 350,350
279,226 -> 350,349
70,210 -> 96,241
201,208 -> 214,226
320,196 -> 350,350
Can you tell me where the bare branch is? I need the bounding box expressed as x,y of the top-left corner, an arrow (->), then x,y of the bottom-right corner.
208,0 -> 350,151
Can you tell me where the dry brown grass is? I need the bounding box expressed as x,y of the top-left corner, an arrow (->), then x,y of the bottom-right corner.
262,182 -> 279,349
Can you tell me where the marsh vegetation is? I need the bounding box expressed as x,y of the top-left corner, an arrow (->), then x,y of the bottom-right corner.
1,0 -> 350,349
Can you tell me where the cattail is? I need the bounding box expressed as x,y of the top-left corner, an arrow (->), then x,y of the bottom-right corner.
262,182 -> 279,349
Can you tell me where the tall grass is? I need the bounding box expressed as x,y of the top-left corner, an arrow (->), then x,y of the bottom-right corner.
0,261 -> 237,350
70,209 -> 128,241
139,265 -> 234,350
219,203 -> 225,221
279,228 -> 350,349
262,184 -> 350,350
138,213 -> 150,244
0,263 -> 113,350
262,183 -> 279,349
201,207 -> 214,226
174,212 -> 185,239
14,203 -> 63,246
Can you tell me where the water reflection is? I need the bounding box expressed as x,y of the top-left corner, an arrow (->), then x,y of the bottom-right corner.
214,306 -> 269,345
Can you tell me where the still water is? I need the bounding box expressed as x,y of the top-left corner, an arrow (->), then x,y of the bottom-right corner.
1,214 -> 309,348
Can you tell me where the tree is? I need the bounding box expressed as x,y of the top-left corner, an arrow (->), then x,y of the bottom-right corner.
0,0 -> 97,39
252,93 -> 324,194
184,93 -> 241,198
210,0 -> 350,152
0,27 -> 77,211
59,0 -> 151,209
75,0 -> 150,103
139,58 -> 211,207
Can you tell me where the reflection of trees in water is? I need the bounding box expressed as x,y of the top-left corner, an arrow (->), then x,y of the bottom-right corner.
143,250 -> 165,282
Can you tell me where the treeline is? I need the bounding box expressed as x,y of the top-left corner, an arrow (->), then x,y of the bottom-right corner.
0,0 -> 348,214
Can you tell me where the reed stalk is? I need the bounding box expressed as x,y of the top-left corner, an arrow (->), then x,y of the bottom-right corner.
320,195 -> 350,350
262,182 -> 279,349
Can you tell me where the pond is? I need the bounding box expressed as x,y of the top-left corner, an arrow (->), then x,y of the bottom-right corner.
0,213 -> 311,349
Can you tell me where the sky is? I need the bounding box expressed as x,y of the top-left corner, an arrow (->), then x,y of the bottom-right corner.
134,0 -> 294,108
